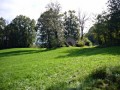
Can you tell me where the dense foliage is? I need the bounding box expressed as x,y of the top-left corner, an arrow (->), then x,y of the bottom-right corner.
81,66 -> 120,90
35,3 -> 80,48
35,2 -> 64,48
0,0 -> 120,48
8,15 -> 36,48
0,15 -> 36,49
87,0 -> 120,46
64,10 -> 80,40
0,17 -> 6,49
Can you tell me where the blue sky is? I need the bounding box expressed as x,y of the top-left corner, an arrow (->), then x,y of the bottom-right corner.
0,0 -> 108,31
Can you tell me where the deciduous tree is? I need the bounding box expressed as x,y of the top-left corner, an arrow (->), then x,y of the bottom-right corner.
36,2 -> 64,48
0,17 -> 6,49
64,10 -> 80,41
7,15 -> 35,47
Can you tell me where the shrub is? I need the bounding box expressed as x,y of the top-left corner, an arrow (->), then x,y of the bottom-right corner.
80,66 -> 120,90
84,38 -> 92,46
76,41 -> 85,47
76,38 -> 92,47
92,68 -> 107,79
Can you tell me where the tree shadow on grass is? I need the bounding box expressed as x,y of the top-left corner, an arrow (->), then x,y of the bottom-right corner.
56,46 -> 120,59
0,48 -> 56,58
46,66 -> 120,90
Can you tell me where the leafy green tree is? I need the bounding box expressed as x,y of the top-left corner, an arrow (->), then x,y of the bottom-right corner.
108,0 -> 120,13
7,15 -> 35,48
36,2 -> 64,48
79,0 -> 120,46
64,10 -> 80,41
87,12 -> 110,46
108,0 -> 120,45
95,13 -> 109,45
0,17 -> 6,49
86,26 -> 98,45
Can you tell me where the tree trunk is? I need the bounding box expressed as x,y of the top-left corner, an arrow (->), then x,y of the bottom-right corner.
81,27 -> 83,40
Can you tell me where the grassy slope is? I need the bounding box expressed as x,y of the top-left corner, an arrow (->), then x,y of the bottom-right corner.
0,46 -> 120,90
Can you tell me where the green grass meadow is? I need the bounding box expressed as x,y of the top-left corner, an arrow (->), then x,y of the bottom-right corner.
0,46 -> 120,90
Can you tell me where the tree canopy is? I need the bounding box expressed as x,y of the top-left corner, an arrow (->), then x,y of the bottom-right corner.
35,2 -> 64,48
64,10 -> 80,41
0,15 -> 36,49
0,17 -> 6,49
1,0 -> 120,49
87,0 -> 120,46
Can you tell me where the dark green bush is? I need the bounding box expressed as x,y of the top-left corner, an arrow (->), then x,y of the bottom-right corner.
80,66 -> 120,90
84,38 -> 92,46
76,41 -> 85,47
92,68 -> 107,79
76,38 -> 92,47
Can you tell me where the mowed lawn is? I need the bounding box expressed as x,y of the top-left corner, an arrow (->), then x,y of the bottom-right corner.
0,46 -> 120,90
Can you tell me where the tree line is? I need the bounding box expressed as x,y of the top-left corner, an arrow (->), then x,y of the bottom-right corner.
0,0 -> 120,49
0,15 -> 36,49
0,2 -> 87,49
87,0 -> 120,46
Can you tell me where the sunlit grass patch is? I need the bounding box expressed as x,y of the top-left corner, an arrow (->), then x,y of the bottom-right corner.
0,46 -> 120,90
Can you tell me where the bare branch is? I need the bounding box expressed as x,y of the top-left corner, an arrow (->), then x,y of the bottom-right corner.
78,10 -> 89,39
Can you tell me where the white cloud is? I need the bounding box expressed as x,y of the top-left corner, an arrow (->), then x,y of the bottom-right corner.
0,0 -> 48,21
